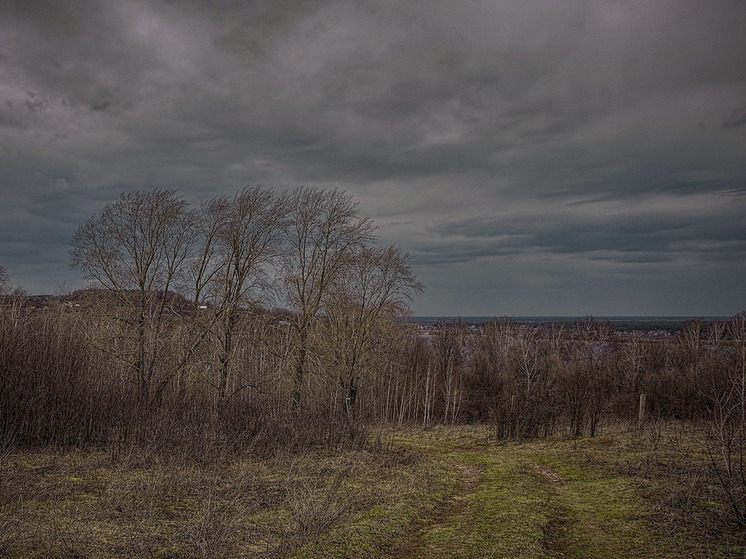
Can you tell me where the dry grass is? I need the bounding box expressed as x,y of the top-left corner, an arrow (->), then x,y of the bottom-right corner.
0,440 -> 439,558
578,420 -> 743,538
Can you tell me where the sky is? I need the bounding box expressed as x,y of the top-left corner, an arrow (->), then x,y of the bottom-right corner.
1,0 -> 745,317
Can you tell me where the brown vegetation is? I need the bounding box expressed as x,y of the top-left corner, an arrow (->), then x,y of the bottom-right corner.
1,186 -> 746,555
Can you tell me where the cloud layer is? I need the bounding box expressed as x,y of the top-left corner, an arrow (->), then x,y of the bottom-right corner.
1,0 -> 745,315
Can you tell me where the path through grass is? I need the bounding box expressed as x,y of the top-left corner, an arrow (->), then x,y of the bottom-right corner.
376,426 -> 745,559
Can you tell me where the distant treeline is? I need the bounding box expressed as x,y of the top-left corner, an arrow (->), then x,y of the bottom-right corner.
411,315 -> 727,333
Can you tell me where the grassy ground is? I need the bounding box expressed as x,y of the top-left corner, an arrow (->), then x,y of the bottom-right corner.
382,424 -> 746,558
0,439 -> 448,558
1,424 -> 745,558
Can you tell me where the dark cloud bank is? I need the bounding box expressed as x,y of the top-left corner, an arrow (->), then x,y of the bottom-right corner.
1,0 -> 745,316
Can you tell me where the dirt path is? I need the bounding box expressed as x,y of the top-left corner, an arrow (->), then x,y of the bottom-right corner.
530,462 -> 573,558
374,430 -> 706,559
386,461 -> 485,558
388,457 -> 578,558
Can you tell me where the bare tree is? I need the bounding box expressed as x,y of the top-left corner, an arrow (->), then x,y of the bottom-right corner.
619,332 -> 648,413
705,313 -> 746,527
467,320 -> 513,423
326,245 -> 423,417
198,187 -> 290,400
433,319 -> 468,423
569,317 -> 614,437
506,324 -> 553,437
282,187 -> 375,412
69,189 -> 197,404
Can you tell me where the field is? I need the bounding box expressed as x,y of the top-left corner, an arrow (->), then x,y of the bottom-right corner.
2,423 -> 744,558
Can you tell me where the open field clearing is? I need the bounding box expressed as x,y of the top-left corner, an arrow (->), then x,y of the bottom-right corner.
1,424 -> 745,558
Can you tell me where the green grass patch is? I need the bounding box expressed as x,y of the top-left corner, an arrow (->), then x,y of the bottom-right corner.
423,451 -> 548,558
384,426 -> 746,558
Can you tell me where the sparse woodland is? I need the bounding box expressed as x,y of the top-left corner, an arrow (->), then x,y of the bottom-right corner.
2,188 -> 746,554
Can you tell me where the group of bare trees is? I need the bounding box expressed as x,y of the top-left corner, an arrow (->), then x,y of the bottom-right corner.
415,319 -> 613,438
375,316 -> 746,444
67,187 -> 422,417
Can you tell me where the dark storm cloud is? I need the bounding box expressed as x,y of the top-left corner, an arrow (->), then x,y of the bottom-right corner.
1,0 -> 745,313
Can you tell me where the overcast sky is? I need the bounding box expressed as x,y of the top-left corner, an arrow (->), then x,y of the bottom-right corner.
1,0 -> 745,316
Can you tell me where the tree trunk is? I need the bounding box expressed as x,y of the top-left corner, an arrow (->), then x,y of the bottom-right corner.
218,310 -> 236,400
291,330 -> 308,413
